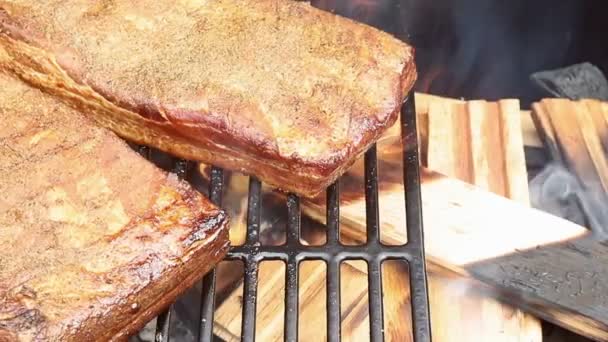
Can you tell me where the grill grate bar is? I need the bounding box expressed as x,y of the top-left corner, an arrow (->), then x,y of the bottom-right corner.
364,147 -> 384,342
368,260 -> 385,342
284,258 -> 299,342
208,167 -> 225,204
154,310 -> 172,342
286,195 -> 301,245
239,177 -> 263,341
227,245 -> 419,261
326,182 -> 341,245
152,157 -> 188,342
147,88 -> 430,342
198,167 -> 224,342
401,95 -> 432,341
241,260 -> 260,341
246,178 -> 262,244
326,182 -> 341,342
285,194 -> 301,341
364,146 -> 381,245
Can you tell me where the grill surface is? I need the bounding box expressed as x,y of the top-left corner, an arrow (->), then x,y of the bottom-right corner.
140,91 -> 431,342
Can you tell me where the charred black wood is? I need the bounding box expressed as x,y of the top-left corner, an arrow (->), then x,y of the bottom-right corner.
530,63 -> 608,101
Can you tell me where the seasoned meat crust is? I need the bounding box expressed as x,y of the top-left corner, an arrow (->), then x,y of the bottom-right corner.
0,0 -> 417,198
0,71 -> 230,341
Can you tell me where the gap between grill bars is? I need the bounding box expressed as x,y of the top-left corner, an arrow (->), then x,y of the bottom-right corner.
144,90 -> 431,342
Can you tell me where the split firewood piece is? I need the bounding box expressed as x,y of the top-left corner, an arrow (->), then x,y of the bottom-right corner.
426,98 -> 537,342
531,99 -> 608,236
498,100 -> 531,204
532,98 -> 608,193
426,100 -> 472,183
521,110 -> 544,148
373,93 -> 541,169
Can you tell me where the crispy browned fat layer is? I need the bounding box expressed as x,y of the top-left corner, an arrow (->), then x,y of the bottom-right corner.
0,0 -> 416,198
0,70 -> 230,341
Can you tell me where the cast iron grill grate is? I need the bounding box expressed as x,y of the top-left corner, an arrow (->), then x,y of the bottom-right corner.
143,91 -> 431,342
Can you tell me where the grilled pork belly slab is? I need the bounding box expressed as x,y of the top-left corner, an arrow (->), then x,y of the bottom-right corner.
0,71 -> 229,341
0,0 -> 416,197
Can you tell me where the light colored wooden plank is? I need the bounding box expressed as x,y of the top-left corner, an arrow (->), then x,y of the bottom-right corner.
575,101 -> 608,193
520,110 -> 543,148
381,261 -> 413,342
303,165 -> 586,275
427,101 -> 472,182
424,97 -> 539,342
531,101 -> 564,163
542,99 -> 603,189
298,261 -> 327,342
583,100 -> 608,159
466,100 -> 494,191
419,168 -> 586,265
602,101 -> 608,128
213,261 -> 286,342
499,99 -> 530,205
341,261 -> 370,342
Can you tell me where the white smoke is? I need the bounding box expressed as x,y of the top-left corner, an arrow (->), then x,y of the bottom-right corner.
529,162 -> 608,237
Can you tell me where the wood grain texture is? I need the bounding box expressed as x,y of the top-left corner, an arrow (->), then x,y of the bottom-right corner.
212,187 -> 410,341
499,100 -> 531,204
531,102 -> 564,163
